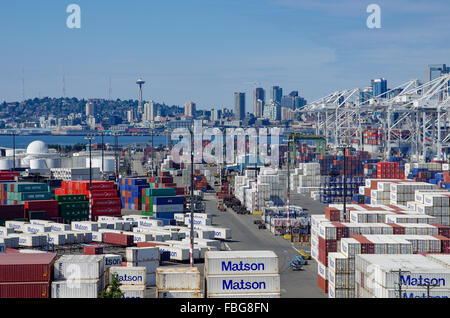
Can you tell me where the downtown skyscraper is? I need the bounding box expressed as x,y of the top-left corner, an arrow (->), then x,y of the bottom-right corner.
253,87 -> 265,118
234,92 -> 246,120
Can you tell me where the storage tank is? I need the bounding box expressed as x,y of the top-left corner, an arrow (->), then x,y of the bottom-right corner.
30,159 -> 47,169
86,157 -> 115,172
0,159 -> 13,170
45,158 -> 61,169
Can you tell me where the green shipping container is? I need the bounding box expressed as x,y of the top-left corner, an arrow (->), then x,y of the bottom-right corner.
55,194 -> 87,202
143,188 -> 176,196
8,183 -> 49,193
10,192 -> 52,201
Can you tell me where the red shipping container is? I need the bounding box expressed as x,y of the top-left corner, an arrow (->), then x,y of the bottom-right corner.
388,223 -> 405,235
431,224 -> 450,238
325,207 -> 340,222
92,198 -> 121,207
0,205 -> 25,219
0,253 -> 57,283
317,275 -> 328,293
103,233 -> 134,246
433,235 -> 450,252
92,206 -> 122,215
24,200 -> 59,217
333,223 -> 349,240
83,245 -> 104,255
0,282 -> 50,298
90,190 -> 118,199
136,242 -> 170,248
318,248 -> 328,266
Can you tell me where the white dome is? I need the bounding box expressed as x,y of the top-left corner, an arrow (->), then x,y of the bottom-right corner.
26,140 -> 48,155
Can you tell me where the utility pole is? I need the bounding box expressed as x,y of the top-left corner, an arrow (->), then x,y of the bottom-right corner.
101,132 -> 104,178
12,131 -> 16,171
190,124 -> 195,268
390,269 -> 410,299
287,136 -> 292,241
338,144 -> 351,222
85,136 -> 94,221
114,134 -> 119,182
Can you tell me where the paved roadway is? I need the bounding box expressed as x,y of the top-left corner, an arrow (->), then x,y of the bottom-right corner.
203,192 -> 326,298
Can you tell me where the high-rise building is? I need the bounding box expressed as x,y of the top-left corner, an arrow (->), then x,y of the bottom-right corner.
294,96 -> 307,109
263,100 -> 281,121
424,64 -> 450,83
289,91 -> 299,97
211,109 -> 222,121
359,87 -> 373,104
270,86 -> 283,103
144,101 -> 156,122
127,110 -> 134,123
281,95 -> 294,109
185,102 -> 196,118
85,101 -> 95,117
234,92 -> 246,120
255,99 -> 264,119
281,107 -> 295,121
371,78 -> 388,98
253,87 -> 265,117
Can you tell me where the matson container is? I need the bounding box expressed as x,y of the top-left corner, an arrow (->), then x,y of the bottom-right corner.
0,282 -> 50,298
54,255 -> 105,280
51,279 -> 102,298
205,251 -> 278,275
50,223 -> 70,232
104,254 -> 122,269
207,292 -> 280,298
22,224 -> 51,234
0,226 -> 14,236
157,290 -> 203,298
46,233 -> 66,245
156,267 -> 201,290
206,274 -> 280,295
195,226 -> 232,240
71,221 -> 99,232
0,253 -> 57,283
107,266 -> 146,286
126,247 -> 159,262
0,237 -> 19,248
118,285 -> 146,298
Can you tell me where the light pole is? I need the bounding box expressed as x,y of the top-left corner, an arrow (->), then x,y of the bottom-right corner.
85,136 -> 94,221
337,144 -> 351,222
101,132 -> 104,177
189,123 -> 195,268
12,131 -> 16,171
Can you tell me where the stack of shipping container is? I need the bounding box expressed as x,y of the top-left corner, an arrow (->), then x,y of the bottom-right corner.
0,252 -> 56,298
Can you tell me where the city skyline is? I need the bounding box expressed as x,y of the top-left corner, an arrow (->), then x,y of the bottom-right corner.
1,1 -> 450,111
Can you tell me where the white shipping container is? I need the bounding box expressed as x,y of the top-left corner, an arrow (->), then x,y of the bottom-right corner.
0,226 -> 14,236
54,255 -> 105,280
104,254 -> 122,269
126,247 -> 160,262
46,233 -> 66,245
108,266 -> 146,286
126,260 -> 159,274
205,251 -> 279,275
50,223 -> 71,232
91,231 -> 104,242
157,290 -> 203,298
156,267 -> 201,290
206,274 -> 280,295
0,236 -> 19,248
119,285 -> 146,298
207,292 -> 280,298
51,279 -> 102,298
71,221 -> 99,232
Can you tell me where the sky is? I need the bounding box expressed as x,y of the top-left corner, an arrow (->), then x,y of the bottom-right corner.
1,0 -> 450,111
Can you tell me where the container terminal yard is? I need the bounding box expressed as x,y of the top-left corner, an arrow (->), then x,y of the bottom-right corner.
2,97 -> 450,299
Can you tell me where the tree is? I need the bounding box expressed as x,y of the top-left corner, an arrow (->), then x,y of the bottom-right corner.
98,275 -> 125,298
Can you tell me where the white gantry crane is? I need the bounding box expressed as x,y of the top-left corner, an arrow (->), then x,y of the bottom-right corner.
297,74 -> 450,162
